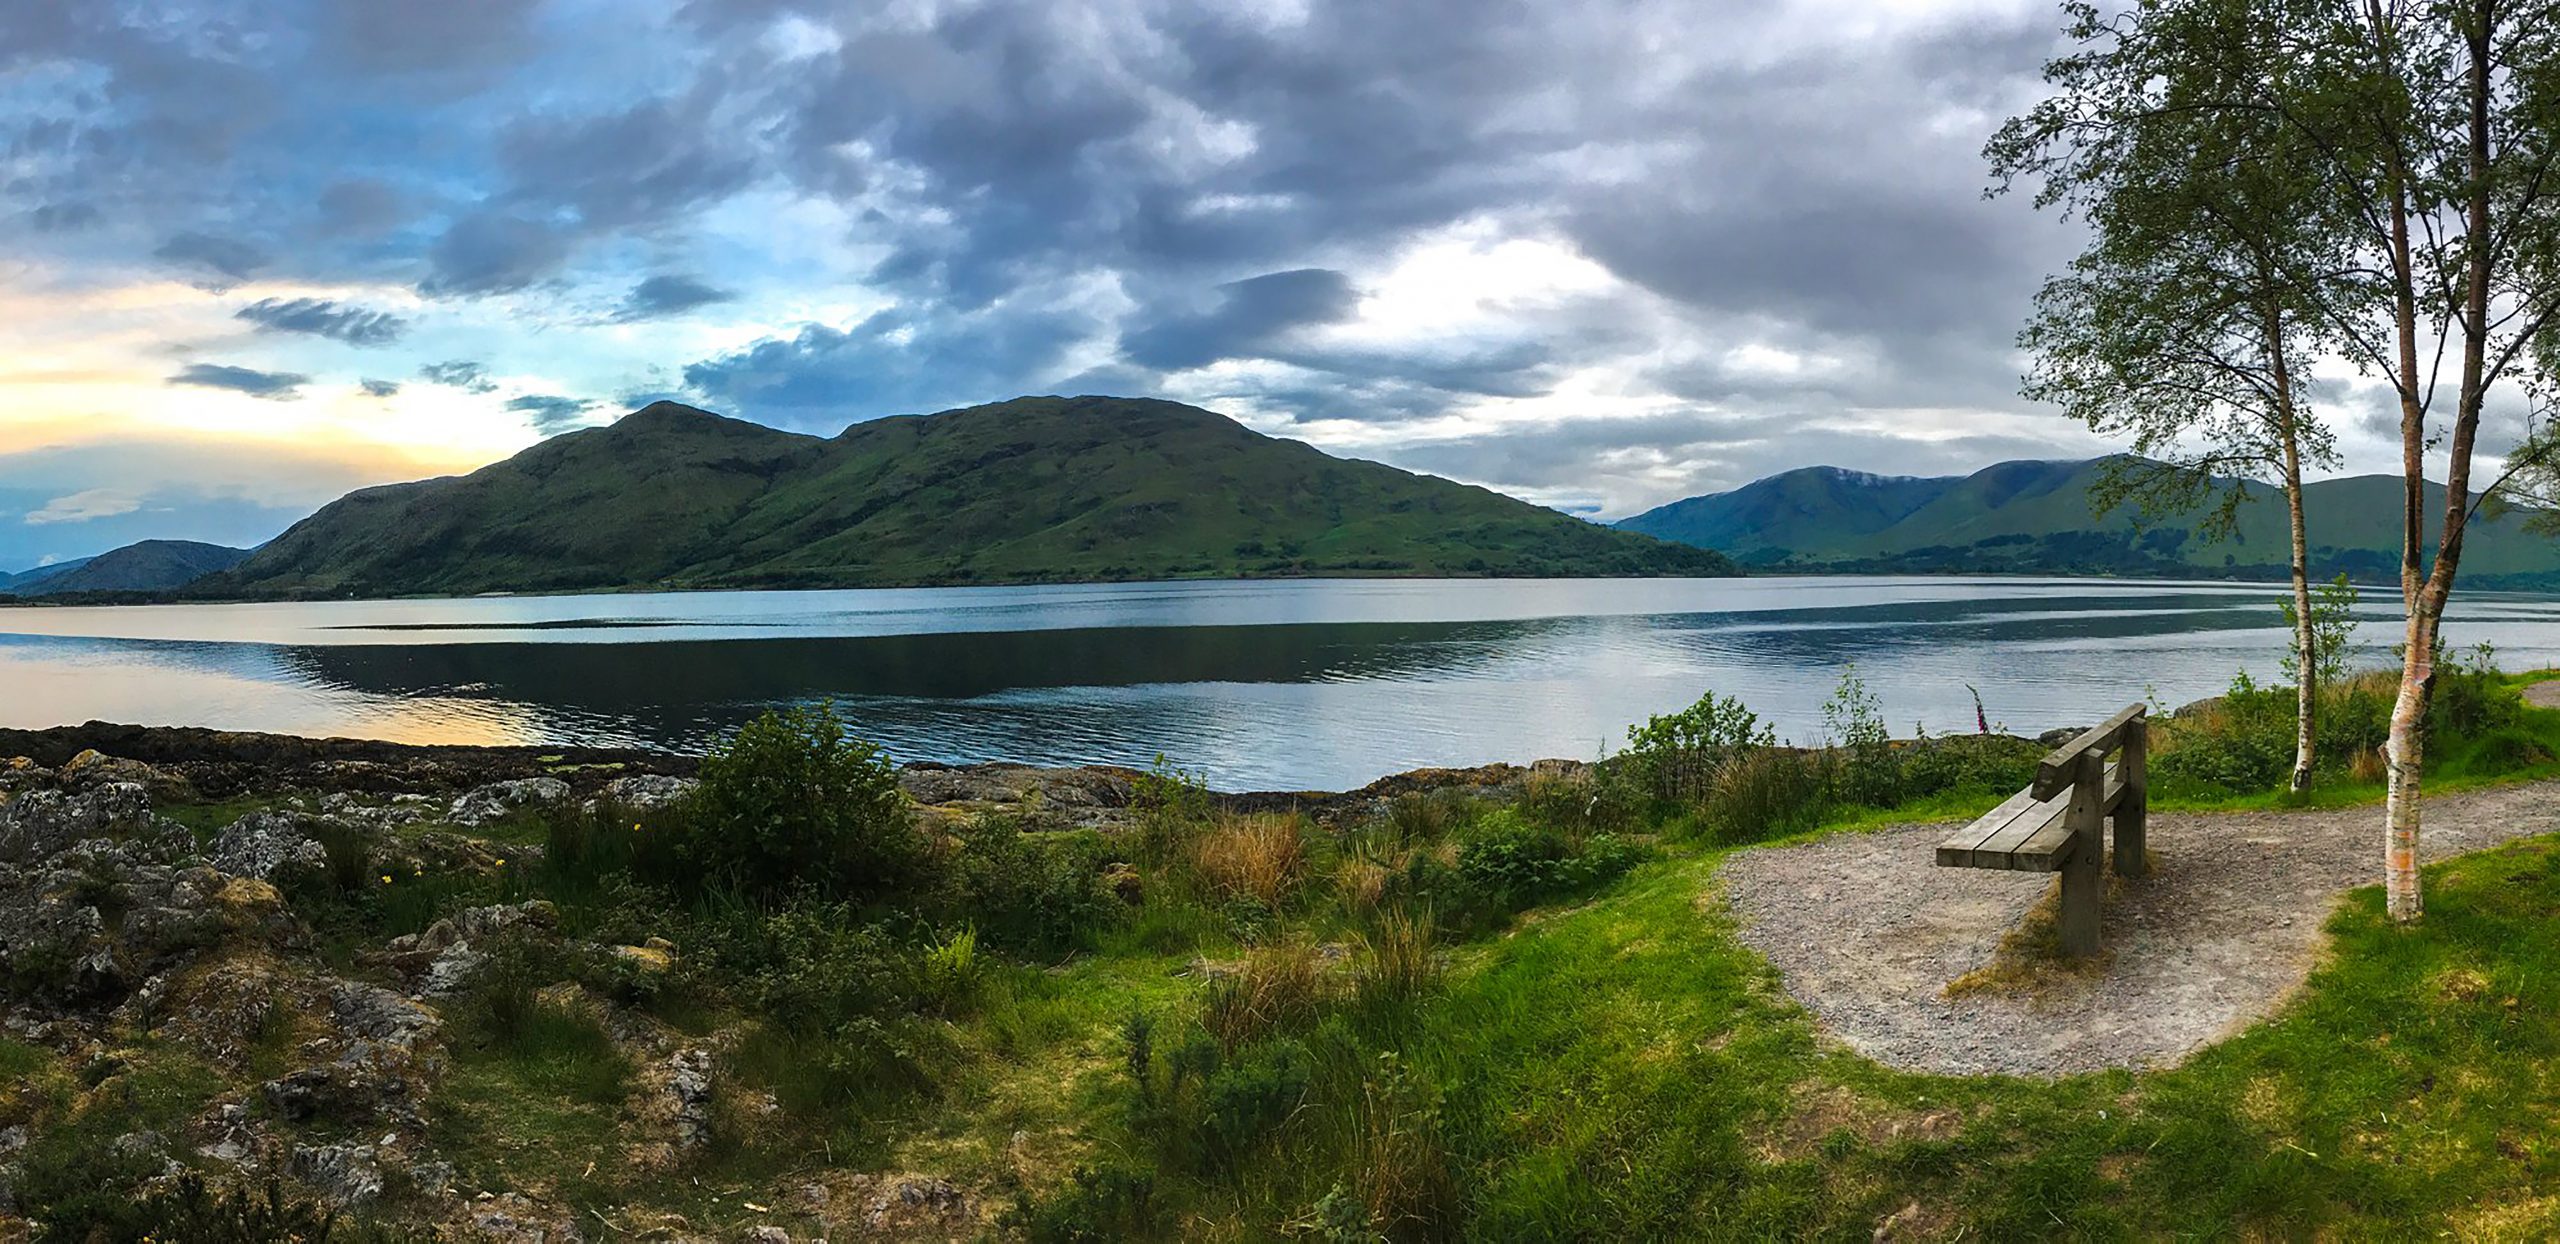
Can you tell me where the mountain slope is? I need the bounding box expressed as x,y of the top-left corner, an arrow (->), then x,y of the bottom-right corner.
13,541 -> 252,595
204,396 -> 1733,598
0,557 -> 91,593
1621,458 -> 2560,587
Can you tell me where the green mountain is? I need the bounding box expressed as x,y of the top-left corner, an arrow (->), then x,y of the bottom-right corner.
1,542 -> 250,598
0,557 -> 92,593
13,540 -> 253,596
1620,457 -> 2560,588
202,396 -> 1733,598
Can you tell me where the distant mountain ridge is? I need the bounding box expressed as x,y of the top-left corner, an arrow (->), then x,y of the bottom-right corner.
1619,457 -> 2560,588
2,541 -> 251,597
197,395 -> 1733,598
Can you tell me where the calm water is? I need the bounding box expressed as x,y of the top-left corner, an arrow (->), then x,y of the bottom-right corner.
3,576 -> 2556,790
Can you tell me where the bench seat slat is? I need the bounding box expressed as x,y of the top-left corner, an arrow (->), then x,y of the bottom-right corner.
1935,762 -> 2122,871
1937,784 -> 2043,857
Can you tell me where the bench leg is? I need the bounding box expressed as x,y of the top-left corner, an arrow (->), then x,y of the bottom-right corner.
2058,833 -> 2101,957
2114,720 -> 2149,879
2058,751 -> 2104,957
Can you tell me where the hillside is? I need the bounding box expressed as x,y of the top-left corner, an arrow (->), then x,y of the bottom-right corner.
1621,457 -> 2560,587
201,396 -> 1733,597
6,540 -> 251,596
0,557 -> 90,593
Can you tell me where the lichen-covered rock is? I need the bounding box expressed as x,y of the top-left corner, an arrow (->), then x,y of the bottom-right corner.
289,1140 -> 385,1207
448,777 -> 572,827
0,886 -> 119,1001
209,810 -> 332,881
317,790 -> 435,831
259,982 -> 443,1127
668,1048 -> 715,1153
600,773 -> 696,811
59,750 -> 195,802
373,900 -> 559,997
897,763 -> 1134,826
0,781 -> 154,865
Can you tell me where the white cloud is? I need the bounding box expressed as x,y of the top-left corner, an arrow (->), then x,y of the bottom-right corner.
26,488 -> 145,525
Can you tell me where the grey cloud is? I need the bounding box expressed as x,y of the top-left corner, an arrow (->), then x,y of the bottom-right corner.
420,360 -> 498,393
506,394 -> 598,434
619,274 -> 736,320
1123,269 -> 1358,371
683,302 -> 1096,427
359,378 -> 401,397
421,210 -> 570,295
168,363 -> 309,400
29,202 -> 99,232
234,297 -> 410,346
315,179 -> 411,237
321,0 -> 546,75
499,98 -> 758,234
154,230 -> 270,287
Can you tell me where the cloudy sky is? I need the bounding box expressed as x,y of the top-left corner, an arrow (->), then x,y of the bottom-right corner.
0,0 -> 2435,572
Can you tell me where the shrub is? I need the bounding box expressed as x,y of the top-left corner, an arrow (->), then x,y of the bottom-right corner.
1200,1036 -> 1315,1164
1615,689 -> 1773,809
1453,812 -> 1569,906
2151,669 -> 2298,796
1200,942 -> 1328,1051
999,1164 -> 1165,1243
1822,664 -> 1899,807
945,817 -> 1124,953
1134,755 -> 1214,868
1895,734 -> 2039,800
675,704 -> 924,905
1192,814 -> 1307,909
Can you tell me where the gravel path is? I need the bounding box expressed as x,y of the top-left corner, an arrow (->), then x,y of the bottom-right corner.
1721,775 -> 2560,1078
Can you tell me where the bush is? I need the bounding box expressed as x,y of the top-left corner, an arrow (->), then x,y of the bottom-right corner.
2151,669 -> 2299,796
1453,812 -> 1569,906
675,704 -> 924,905
1353,908 -> 1440,1018
1000,1164 -> 1166,1243
1454,812 -> 1650,913
1822,664 -> 1899,807
1615,690 -> 1773,809
945,817 -> 1124,954
1200,1037 -> 1315,1164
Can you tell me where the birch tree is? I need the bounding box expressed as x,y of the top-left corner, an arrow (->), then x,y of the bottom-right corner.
2001,0 -> 2560,921
1991,0 -> 2344,791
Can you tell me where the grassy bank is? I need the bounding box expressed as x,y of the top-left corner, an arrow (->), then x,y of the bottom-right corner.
6,664 -> 2560,1239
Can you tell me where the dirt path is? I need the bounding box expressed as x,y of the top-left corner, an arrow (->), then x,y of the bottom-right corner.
1721,776 -> 2560,1078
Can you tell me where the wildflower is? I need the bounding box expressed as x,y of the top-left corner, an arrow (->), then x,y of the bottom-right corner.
380,874 -> 393,885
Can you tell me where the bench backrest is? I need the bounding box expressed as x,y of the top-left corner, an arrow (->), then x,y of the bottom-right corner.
2029,703 -> 2147,800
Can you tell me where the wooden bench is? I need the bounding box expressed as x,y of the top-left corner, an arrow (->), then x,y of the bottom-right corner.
1934,704 -> 2149,956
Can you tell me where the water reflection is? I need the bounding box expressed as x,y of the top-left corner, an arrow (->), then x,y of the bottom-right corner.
3,576 -> 2555,790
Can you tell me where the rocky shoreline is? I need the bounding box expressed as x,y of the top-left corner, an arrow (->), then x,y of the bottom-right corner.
0,720 -> 1594,829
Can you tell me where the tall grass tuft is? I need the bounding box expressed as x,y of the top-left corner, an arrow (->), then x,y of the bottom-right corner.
1193,813 -> 1308,908
1200,942 -> 1327,1051
1353,908 -> 1440,1017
